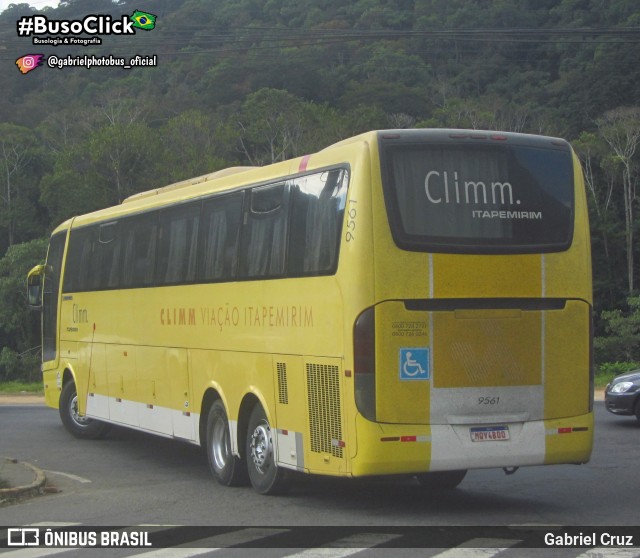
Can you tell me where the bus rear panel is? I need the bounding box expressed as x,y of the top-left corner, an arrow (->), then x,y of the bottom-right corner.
351,130 -> 593,476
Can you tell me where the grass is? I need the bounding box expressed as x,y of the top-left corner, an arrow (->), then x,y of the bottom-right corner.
595,372 -> 614,390
595,362 -> 640,389
0,381 -> 43,395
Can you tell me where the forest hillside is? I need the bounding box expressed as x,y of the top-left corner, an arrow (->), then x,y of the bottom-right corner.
0,0 -> 639,380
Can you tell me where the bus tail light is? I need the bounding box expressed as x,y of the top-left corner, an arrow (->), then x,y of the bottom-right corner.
354,307 -> 376,421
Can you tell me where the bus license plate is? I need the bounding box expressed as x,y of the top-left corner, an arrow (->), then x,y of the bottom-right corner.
470,425 -> 510,442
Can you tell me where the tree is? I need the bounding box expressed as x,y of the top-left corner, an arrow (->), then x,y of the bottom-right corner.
0,238 -> 48,381
159,110 -> 232,183
87,121 -> 160,203
573,131 -> 619,304
234,88 -> 309,165
594,296 -> 640,364
596,107 -> 640,295
0,124 -> 37,248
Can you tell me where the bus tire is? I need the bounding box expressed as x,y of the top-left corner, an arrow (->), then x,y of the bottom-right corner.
415,469 -> 467,490
206,400 -> 248,486
245,404 -> 290,495
59,381 -> 110,440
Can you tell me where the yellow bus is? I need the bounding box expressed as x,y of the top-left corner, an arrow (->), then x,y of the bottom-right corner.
28,129 -> 593,494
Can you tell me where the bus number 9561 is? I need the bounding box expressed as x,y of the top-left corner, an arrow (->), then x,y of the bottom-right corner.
478,396 -> 500,405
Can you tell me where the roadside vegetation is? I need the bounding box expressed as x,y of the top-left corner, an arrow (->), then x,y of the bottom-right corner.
0,381 -> 43,395
0,0 -> 639,387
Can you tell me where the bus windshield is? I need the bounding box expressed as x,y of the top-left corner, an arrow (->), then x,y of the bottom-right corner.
381,140 -> 574,253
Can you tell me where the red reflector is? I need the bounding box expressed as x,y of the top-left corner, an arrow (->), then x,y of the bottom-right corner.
491,134 -> 508,141
558,427 -> 572,434
401,436 -> 417,442
331,439 -> 346,448
281,429 -> 288,435
381,437 -> 400,442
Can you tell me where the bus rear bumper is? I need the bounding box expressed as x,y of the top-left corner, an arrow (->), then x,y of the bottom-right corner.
350,412 -> 593,477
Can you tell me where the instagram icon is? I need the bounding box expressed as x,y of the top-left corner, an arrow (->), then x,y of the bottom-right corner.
16,54 -> 44,74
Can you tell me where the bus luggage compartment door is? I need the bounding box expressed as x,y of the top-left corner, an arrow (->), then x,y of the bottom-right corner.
374,299 -> 591,425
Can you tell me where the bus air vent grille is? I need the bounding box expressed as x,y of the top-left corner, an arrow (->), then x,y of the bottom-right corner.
277,362 -> 288,405
306,363 -> 343,458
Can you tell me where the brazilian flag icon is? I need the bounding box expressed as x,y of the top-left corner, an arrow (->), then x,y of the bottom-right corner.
131,10 -> 157,30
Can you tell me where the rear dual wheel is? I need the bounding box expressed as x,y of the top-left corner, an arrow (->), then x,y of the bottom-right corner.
205,400 -> 290,494
205,400 -> 248,486
246,405 -> 290,495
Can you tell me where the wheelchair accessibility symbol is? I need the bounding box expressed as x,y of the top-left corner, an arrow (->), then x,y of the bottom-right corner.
399,348 -> 430,380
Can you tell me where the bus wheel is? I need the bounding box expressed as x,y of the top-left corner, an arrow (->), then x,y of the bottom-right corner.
415,469 -> 467,490
59,381 -> 110,439
206,400 -> 248,486
246,404 -> 290,495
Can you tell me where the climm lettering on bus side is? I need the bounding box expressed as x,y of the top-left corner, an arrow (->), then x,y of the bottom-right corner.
160,307 -> 197,326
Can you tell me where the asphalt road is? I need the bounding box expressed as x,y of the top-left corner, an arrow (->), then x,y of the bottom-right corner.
0,401 -> 638,556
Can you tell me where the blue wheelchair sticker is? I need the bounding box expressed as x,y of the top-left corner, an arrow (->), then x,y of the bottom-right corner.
399,348 -> 430,380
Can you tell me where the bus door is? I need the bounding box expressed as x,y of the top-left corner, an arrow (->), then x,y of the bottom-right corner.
42,232 -> 67,370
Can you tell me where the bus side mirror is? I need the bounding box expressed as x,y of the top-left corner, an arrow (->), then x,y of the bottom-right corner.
27,264 -> 45,308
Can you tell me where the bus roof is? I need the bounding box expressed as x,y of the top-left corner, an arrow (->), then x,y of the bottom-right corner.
50,131 -> 378,234
49,128 -> 569,235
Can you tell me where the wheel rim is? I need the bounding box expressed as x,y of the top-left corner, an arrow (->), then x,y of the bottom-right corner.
249,420 -> 272,474
69,393 -> 90,428
211,417 -> 230,472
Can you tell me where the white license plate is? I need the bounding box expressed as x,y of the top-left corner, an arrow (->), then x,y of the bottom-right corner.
470,425 -> 510,442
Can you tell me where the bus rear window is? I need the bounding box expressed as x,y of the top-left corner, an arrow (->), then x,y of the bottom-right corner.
380,142 -> 574,253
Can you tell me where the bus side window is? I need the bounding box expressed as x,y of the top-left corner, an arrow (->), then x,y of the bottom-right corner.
199,193 -> 243,282
63,228 -> 93,293
240,183 -> 289,279
157,202 -> 200,285
91,222 -> 121,290
288,168 -> 349,276
121,212 -> 159,288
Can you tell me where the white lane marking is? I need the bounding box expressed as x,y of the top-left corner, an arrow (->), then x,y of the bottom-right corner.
128,549 -> 213,558
135,527 -> 289,557
285,532 -> 402,557
431,538 -> 521,557
43,471 -> 91,484
575,550 -> 640,558
0,548 -> 75,558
